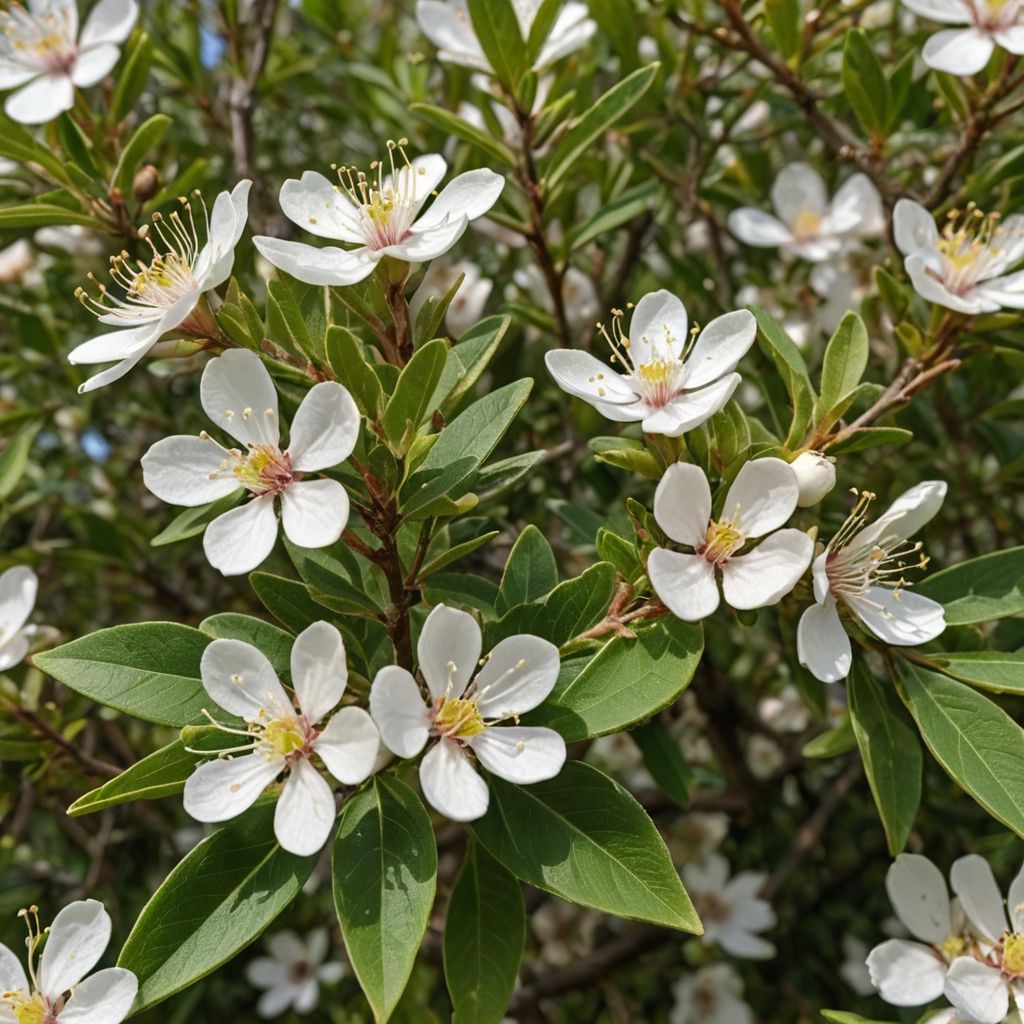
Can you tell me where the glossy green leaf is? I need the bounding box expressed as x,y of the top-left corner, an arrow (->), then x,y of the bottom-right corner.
383,338 -> 450,454
325,325 -> 385,420
495,525 -> 558,614
409,103 -> 516,167
267,276 -> 327,363
631,720 -> 692,806
199,613 -> 294,674
842,29 -> 890,137
112,113 -> 172,199
0,420 -> 40,500
817,312 -> 869,421
918,547 -> 1024,625
443,315 -> 511,410
766,0 -> 801,58
751,306 -> 815,447
150,490 -> 242,546
928,651 -> 1024,694
466,0 -> 527,89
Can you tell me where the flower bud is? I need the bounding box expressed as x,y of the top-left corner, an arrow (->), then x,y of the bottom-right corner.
132,164 -> 161,201
791,451 -> 836,507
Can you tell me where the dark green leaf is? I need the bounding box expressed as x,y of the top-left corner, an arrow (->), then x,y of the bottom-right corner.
918,547 -> 1024,625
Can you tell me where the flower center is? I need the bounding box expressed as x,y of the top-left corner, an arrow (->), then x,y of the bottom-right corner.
0,5 -> 77,75
940,933 -> 966,960
699,520 -> 744,564
231,444 -> 294,496
933,204 -> 1005,294
791,208 -> 823,242
1002,933 -> 1024,976
434,697 -> 485,739
257,713 -> 311,760
967,0 -> 1020,28
5,993 -> 52,1024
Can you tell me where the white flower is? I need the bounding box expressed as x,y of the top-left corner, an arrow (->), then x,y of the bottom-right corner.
0,240 -> 34,284
409,260 -> 492,337
544,290 -> 756,437
670,963 -> 755,1024
369,604 -> 566,822
758,686 -> 812,733
0,566 -> 39,671
797,482 -> 947,684
840,935 -> 877,996
0,0 -> 138,125
141,349 -> 359,576
865,854 -> 969,1007
728,163 -> 883,262
894,198 -> 1024,314
183,623 -> 380,856
648,459 -> 814,621
415,0 -> 596,73
245,928 -> 346,1019
790,451 -> 837,508
943,855 -> 1024,1024
683,853 -> 777,959
0,900 -> 137,1024
253,144 -> 504,288
902,0 -> 1024,74
69,180 -> 251,392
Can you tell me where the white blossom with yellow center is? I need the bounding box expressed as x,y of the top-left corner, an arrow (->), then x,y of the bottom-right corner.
253,144 -> 504,288
647,458 -> 814,621
0,0 -> 137,125
727,163 -> 884,262
183,623 -> 380,857
895,198 -> 1024,313
797,481 -> 947,683
902,0 -> 1024,74
544,289 -> 756,437
68,180 -> 251,392
0,900 -> 137,1024
141,349 -> 360,577
369,604 -> 566,822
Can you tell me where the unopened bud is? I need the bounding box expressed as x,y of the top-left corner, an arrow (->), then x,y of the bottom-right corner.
133,164 -> 161,202
791,451 -> 836,508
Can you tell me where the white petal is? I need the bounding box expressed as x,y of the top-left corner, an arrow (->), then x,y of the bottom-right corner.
721,529 -> 813,610
204,497 -> 279,576
306,927 -> 330,966
772,162 -> 828,222
200,349 -> 280,448
894,199 -> 941,255
951,854 -> 1009,942
4,74 -> 74,125
641,373 -> 741,437
416,0 -> 487,68
257,985 -> 297,1018
469,726 -> 565,784
473,634 -> 560,718
291,621 -> 347,725
974,268 -> 1024,307
141,435 -> 240,507
292,978 -> 319,1014
75,342 -> 153,393
38,899 -> 111,997
0,64 -> 39,90
543,349 -> 637,406
859,480 -> 947,550
1008,860 -> 1024,933
536,4 -> 597,66
995,25 -> 1024,53
201,636 -> 291,719
68,324 -> 155,365
945,957 -> 1010,1024
887,854 -> 952,944
721,457 -> 800,538
797,598 -> 851,683
683,310 -> 756,390
727,208 -> 794,248
384,153 -> 448,210
79,0 -> 138,46
203,181 -> 250,262
715,923 -> 776,960
414,168 -> 505,231
58,967 -> 138,1024
653,462 -> 711,547
419,738 -> 490,821
264,931 -> 307,966
865,938 -> 947,1006
279,171 -> 365,243
418,603 -> 482,700
253,236 -> 379,286
647,548 -> 720,621
287,381 -> 360,472
70,43 -> 120,87
317,961 -> 345,984
274,759 -> 337,856
369,666 -> 430,758
0,944 -> 27,997
825,173 -> 884,238
847,586 -> 946,646
280,479 -> 349,550
385,215 -> 469,263
905,253 -> 986,313
0,632 -> 30,673
0,566 -> 37,649
628,290 -> 688,361
902,0 -> 970,20
183,753 -> 280,823
245,956 -> 289,988
923,27 -> 996,74
315,706 -> 380,785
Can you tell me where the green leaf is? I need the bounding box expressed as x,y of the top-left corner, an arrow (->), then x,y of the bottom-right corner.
472,761 -> 700,932
802,715 -> 857,758
631,720 -> 691,806
842,29 -> 890,137
765,0 -> 801,58
466,0 -> 527,89
111,31 -> 154,124
928,651 -> 1024,694
821,1013 -> 898,1024
423,573 -> 499,614
118,802 -> 316,1012
199,613 -> 293,674
325,325 -> 384,420
444,844 -> 525,1024
443,315 -> 511,410
544,64 -> 659,191
418,531 -> 500,581
751,306 -> 815,447
409,104 -> 516,168
34,623 -> 211,726
0,202 -> 100,228
825,427 -> 913,455
267,277 -> 327,363
150,490 -> 242,546
527,619 -> 703,740
567,181 -> 660,250
0,420 -> 40,500
332,776 -> 437,1024
523,0 -> 561,66
587,0 -> 640,61
383,338 -> 450,454
251,571 -> 339,633
112,113 -> 171,199
918,547 -> 1024,625
817,312 -> 869,421
0,112 -> 71,182
848,660 -> 921,855
495,525 -> 558,614
898,661 -> 1024,839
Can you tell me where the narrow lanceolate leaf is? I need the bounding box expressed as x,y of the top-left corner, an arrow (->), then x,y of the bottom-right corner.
821,1013 -> 898,1024
150,490 -> 242,546
631,720 -> 692,807
112,113 -> 172,198
928,651 -> 1024,694
847,660 -> 921,855
0,420 -> 40,500
466,0 -> 527,90
34,623 -> 211,726
898,661 -> 1024,839
842,29 -> 890,137
817,312 -> 869,422
525,619 -> 703,740
118,802 -> 316,1012
332,776 -> 437,1024
495,525 -> 558,614
409,103 -> 516,168
917,547 -> 1024,625
444,844 -> 525,1024
472,761 -> 701,932
750,306 -> 815,447
765,0 -> 801,59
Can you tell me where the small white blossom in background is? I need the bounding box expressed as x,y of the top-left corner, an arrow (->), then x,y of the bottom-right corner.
0,240 -> 35,285
409,260 -> 492,338
683,853 -> 777,959
901,0 -> 1024,74
69,180 -> 251,392
744,733 -> 785,780
254,146 -> 503,287
0,900 -> 137,1023
141,348 -> 360,576
790,451 -> 837,508
797,482 -> 947,683
545,289 -> 756,436
728,163 -> 884,262
512,264 -> 601,334
531,899 -> 602,967
0,566 -> 46,672
0,0 -> 138,125
670,962 -> 755,1024
894,198 -> 1024,313
369,603 -> 566,822
245,928 -> 346,1019
648,458 -> 814,621
183,623 -> 380,856
757,685 -> 812,734
415,0 -> 596,73
840,935 -> 877,996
